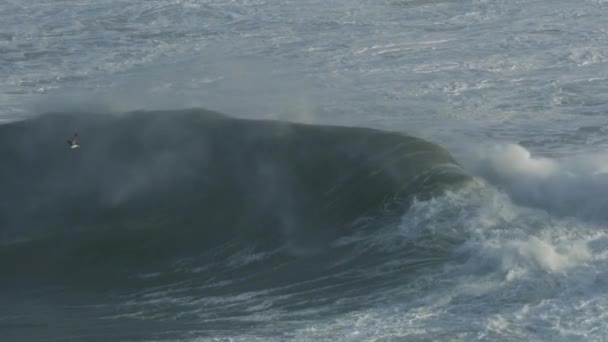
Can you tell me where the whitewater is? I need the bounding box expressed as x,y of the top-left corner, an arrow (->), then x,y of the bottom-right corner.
2,0 -> 608,341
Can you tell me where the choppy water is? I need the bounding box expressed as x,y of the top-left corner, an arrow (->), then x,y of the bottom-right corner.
2,0 -> 608,341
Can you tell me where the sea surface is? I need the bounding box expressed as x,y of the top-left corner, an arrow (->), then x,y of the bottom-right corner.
2,0 -> 608,341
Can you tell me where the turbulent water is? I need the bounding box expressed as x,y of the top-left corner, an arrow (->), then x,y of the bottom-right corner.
2,0 -> 608,341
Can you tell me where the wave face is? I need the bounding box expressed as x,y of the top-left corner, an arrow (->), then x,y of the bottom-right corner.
0,109 -> 470,340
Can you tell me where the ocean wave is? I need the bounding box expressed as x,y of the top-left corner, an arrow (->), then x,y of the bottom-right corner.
0,108 -> 470,288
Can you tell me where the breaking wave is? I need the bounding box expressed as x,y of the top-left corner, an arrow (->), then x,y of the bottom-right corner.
0,109 -> 470,289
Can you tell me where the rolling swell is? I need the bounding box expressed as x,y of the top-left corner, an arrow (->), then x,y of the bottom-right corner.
0,109 -> 470,290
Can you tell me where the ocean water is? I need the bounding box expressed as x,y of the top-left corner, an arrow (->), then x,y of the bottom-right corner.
2,0 -> 608,341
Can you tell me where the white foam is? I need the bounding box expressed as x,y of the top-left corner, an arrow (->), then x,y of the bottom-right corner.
510,236 -> 591,273
266,183 -> 607,341
468,143 -> 608,220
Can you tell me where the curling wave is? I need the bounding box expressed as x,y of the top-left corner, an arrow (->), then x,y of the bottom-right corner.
0,109 -> 470,287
